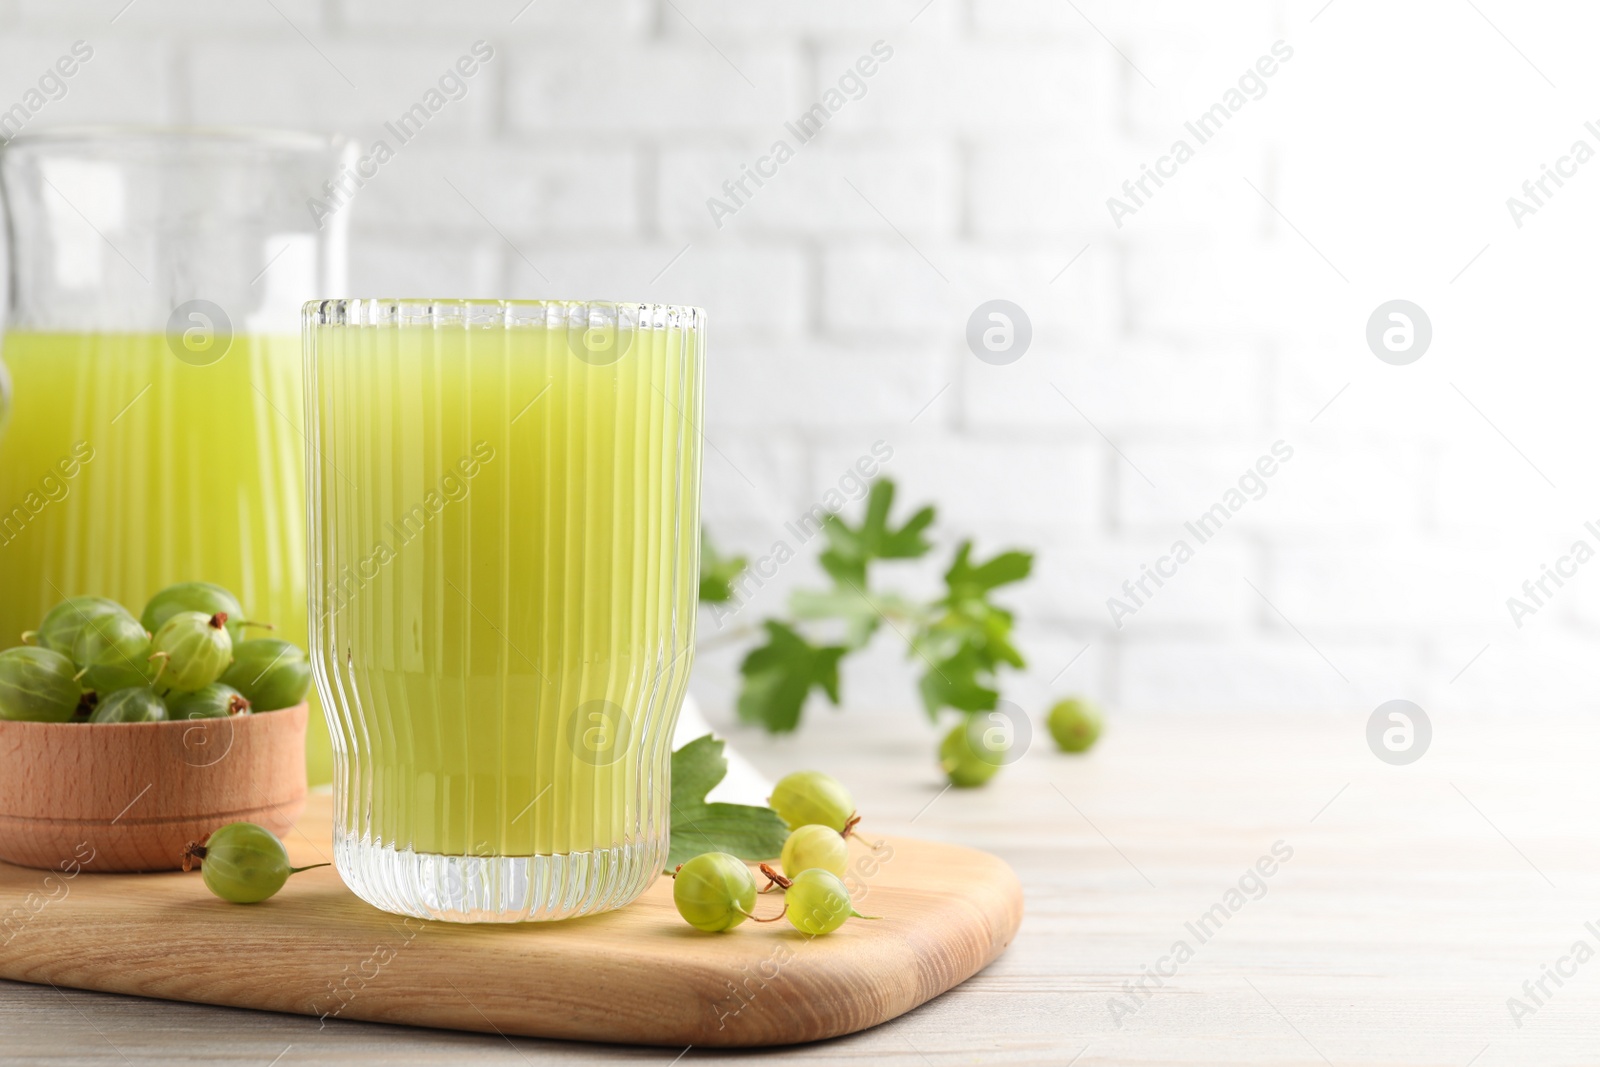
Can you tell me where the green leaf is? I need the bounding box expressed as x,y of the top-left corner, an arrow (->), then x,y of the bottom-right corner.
943,542 -> 1033,600
669,733 -> 731,813
736,620 -> 847,733
816,479 -> 935,587
719,481 -> 1034,733
879,505 -> 936,559
916,646 -> 1000,718
818,545 -> 868,589
907,541 -> 1034,717
788,587 -> 881,650
698,528 -> 748,604
669,803 -> 790,871
668,734 -> 789,870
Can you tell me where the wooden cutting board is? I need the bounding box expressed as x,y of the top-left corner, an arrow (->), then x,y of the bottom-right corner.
0,793 -> 1022,1048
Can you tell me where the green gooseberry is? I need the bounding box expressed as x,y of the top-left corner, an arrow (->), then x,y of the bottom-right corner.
166,682 -> 250,720
784,868 -> 875,937
779,824 -> 848,879
768,770 -> 856,833
1047,697 -> 1103,754
141,582 -> 262,645
70,606 -> 156,694
672,852 -> 759,932
183,821 -> 327,904
0,646 -> 83,722
150,611 -> 233,693
25,596 -> 124,655
939,717 -> 1002,788
89,686 -> 168,723
219,639 -> 311,712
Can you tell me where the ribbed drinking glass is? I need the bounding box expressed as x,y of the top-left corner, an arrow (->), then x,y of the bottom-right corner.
303,299 -> 704,922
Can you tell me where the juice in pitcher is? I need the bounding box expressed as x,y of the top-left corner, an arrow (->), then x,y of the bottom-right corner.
0,129 -> 352,781
0,330 -> 308,727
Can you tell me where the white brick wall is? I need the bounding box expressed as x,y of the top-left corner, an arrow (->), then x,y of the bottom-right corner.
3,0 -> 1592,726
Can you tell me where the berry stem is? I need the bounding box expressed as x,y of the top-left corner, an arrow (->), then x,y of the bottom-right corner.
182,842 -> 207,872
208,612 -> 228,630
147,651 -> 170,687
838,812 -> 889,844
288,863 -> 332,875
739,901 -> 789,923
758,863 -> 792,893
235,618 -> 275,633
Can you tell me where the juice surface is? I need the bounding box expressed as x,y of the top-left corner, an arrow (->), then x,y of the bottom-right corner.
307,320 -> 701,858
0,331 -> 329,780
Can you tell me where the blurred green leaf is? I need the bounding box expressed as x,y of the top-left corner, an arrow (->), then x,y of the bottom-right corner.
737,620 -> 847,733
908,542 -> 1033,718
917,645 -> 1001,717
788,586 -> 881,650
818,479 -> 934,586
698,527 -> 748,604
944,542 -> 1033,600
721,479 -> 1033,732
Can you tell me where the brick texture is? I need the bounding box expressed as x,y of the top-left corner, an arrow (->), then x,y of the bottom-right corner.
0,0 -> 1561,728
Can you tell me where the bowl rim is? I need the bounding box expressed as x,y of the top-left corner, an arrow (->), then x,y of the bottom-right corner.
0,701 -> 308,731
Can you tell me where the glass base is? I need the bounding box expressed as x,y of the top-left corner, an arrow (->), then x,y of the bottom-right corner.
333,831 -> 665,923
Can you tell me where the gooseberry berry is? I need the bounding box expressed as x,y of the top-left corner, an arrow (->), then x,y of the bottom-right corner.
0,646 -> 82,722
768,770 -> 856,833
672,852 -> 760,932
939,717 -> 1002,788
183,822 -> 327,904
219,639 -> 311,711
784,868 -> 875,937
149,611 -> 233,693
89,686 -> 168,723
141,582 -> 262,645
166,682 -> 250,720
25,596 -> 123,654
779,824 -> 848,879
70,606 -> 156,694
1047,697 -> 1102,753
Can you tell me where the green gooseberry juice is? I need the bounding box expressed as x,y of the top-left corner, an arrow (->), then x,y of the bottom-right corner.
304,301 -> 703,922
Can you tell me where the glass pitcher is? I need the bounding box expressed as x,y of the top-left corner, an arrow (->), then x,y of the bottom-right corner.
0,127 -> 352,783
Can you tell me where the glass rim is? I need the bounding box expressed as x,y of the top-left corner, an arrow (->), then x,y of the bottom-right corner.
304,299 -> 706,329
1,124 -> 350,155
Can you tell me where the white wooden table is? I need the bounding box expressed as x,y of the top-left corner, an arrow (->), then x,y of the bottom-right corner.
4,708 -> 1594,1065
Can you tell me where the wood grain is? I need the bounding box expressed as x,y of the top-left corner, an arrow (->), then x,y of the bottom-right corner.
10,709 -> 1600,1065
0,704 -> 306,872
0,790 -> 1023,1047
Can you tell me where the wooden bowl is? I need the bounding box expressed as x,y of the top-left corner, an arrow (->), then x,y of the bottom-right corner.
0,703 -> 307,873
